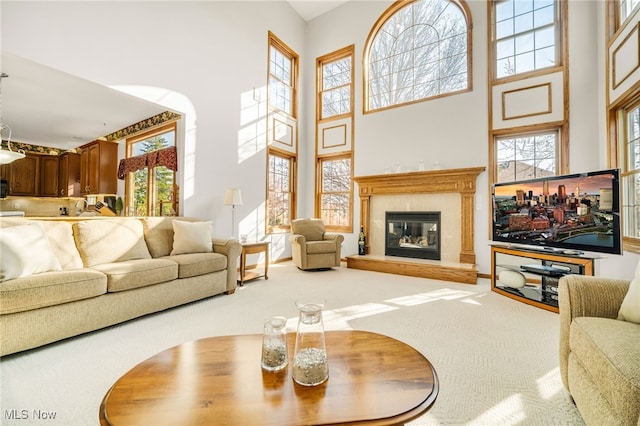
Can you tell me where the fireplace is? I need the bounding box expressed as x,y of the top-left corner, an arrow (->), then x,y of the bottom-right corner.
348,167 -> 485,284
385,211 -> 441,260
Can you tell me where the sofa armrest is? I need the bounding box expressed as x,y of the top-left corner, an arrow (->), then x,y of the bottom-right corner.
558,274 -> 630,390
213,238 -> 242,293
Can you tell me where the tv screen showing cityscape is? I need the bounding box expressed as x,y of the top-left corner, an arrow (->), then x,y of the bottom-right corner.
492,169 -> 621,255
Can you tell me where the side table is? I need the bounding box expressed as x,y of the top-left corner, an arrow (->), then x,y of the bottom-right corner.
239,241 -> 269,285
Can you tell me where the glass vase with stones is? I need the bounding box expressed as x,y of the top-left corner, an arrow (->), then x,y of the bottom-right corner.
292,299 -> 329,386
261,316 -> 288,372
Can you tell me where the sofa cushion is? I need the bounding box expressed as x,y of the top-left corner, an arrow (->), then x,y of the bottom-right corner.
171,220 -> 213,255
570,316 -> 640,419
39,221 -> 84,270
292,219 -> 325,241
0,269 -> 107,314
161,252 -> 227,279
306,240 -> 338,254
91,258 -> 178,292
618,260 -> 640,324
74,218 -> 152,267
143,217 -> 202,258
0,223 -> 62,282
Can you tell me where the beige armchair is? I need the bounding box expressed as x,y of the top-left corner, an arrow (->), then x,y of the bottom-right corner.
290,218 -> 344,270
559,274 -> 640,426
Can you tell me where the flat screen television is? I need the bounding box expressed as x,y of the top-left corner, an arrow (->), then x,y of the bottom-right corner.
492,168 -> 621,255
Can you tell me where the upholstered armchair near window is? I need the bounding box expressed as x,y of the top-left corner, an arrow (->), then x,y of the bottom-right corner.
290,218 -> 344,270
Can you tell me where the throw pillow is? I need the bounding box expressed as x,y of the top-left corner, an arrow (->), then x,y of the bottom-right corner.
171,220 -> 213,255
74,218 -> 152,267
0,223 -> 62,282
618,260 -> 640,324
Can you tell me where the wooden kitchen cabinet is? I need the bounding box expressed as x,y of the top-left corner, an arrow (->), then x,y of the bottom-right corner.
58,152 -> 81,197
80,140 -> 118,195
39,155 -> 59,197
9,153 -> 40,196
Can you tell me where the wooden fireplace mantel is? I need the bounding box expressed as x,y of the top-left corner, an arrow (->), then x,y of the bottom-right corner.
351,167 -> 485,282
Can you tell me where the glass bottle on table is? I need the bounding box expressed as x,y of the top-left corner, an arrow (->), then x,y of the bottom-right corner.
292,299 -> 328,386
261,316 -> 288,372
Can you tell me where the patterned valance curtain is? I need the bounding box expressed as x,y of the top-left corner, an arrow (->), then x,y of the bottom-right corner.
118,146 -> 178,180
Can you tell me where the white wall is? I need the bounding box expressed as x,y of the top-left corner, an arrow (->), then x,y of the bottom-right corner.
1,0 -> 306,262
2,0 -> 638,278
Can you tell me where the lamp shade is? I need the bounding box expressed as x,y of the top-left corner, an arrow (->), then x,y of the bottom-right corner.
224,188 -> 243,206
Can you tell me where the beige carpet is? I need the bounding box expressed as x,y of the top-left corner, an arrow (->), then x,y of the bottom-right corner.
0,262 -> 584,425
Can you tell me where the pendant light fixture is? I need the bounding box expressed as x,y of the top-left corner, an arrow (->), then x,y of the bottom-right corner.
0,73 -> 25,165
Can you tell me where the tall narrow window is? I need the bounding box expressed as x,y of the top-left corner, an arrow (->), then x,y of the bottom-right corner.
494,0 -> 559,78
125,123 -> 177,216
364,0 -> 472,112
621,100 -> 640,241
316,45 -> 354,231
321,55 -> 352,119
495,131 -> 558,183
268,152 -> 293,228
267,32 -> 298,232
319,156 -> 351,227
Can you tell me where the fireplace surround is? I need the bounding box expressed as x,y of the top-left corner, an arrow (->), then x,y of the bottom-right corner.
347,167 -> 485,284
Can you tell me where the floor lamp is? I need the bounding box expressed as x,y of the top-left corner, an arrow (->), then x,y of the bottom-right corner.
224,188 -> 243,239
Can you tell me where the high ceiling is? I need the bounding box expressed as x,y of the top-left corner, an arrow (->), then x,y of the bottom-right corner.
0,2 -> 348,151
287,0 -> 349,21
1,54 -> 169,151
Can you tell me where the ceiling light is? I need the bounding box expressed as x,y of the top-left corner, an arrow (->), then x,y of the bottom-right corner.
0,73 -> 25,165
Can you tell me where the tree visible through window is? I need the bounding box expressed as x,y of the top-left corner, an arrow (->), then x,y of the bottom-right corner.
126,124 -> 176,216
267,32 -> 298,232
496,132 -> 557,183
364,0 -> 471,112
495,0 -> 558,78
268,153 -> 292,227
319,157 -> 351,226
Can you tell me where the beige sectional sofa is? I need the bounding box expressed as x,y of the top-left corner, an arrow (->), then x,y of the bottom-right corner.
559,274 -> 640,426
0,216 -> 242,356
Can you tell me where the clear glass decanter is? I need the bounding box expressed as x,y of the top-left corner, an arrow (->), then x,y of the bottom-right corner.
261,316 -> 288,372
292,299 -> 329,386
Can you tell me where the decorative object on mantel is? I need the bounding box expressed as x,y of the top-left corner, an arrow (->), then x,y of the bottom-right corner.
0,73 -> 25,165
293,299 -> 329,386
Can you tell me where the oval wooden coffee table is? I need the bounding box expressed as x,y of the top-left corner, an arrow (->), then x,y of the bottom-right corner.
99,330 -> 438,425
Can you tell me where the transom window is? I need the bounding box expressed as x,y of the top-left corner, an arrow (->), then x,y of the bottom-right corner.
619,0 -> 640,24
494,0 -> 559,78
321,56 -> 352,119
270,43 -> 295,116
496,131 -> 558,183
364,0 -> 471,112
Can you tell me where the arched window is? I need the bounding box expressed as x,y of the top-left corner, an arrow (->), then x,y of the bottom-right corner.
364,0 -> 472,113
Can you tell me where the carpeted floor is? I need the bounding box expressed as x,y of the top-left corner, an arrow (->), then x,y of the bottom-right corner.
0,262 -> 584,425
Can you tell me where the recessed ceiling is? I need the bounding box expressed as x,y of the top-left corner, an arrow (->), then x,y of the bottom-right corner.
1,53 -> 170,151
287,0 -> 349,21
